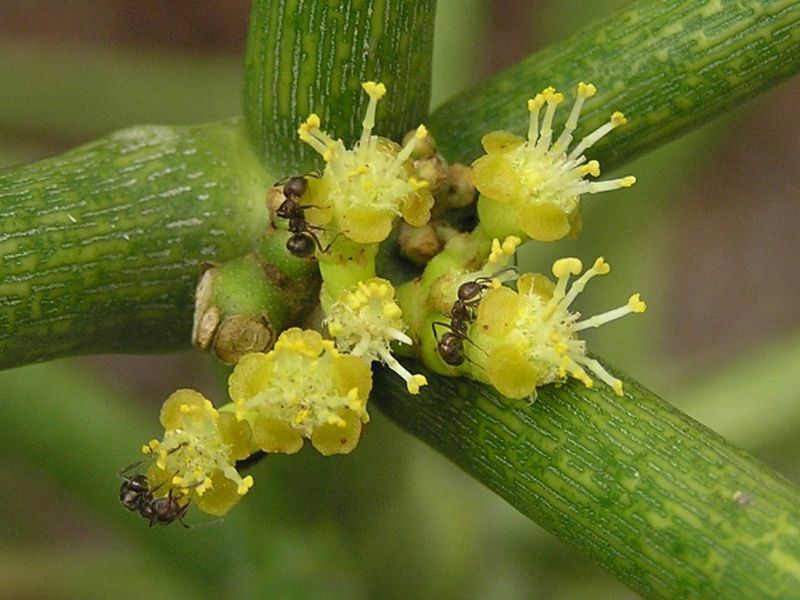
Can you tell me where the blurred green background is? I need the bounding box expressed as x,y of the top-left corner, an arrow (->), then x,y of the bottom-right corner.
1,1 -> 799,598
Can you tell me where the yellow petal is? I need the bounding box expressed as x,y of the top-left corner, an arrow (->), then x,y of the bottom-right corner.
332,354 -> 373,407
471,154 -> 524,203
194,470 -> 244,517
145,464 -> 173,496
159,389 -> 208,431
303,177 -> 334,226
311,410 -> 363,456
305,205 -> 334,227
517,273 -> 554,301
338,205 -> 394,244
476,194 -> 526,240
298,328 -> 325,356
566,206 -> 582,239
228,352 -> 272,404
218,412 -> 254,461
252,416 -> 304,454
476,286 -> 520,339
519,203 -> 571,242
486,345 -> 542,399
480,130 -> 524,154
400,189 -> 434,227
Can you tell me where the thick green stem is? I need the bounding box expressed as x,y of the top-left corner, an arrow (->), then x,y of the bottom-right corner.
243,0 -> 436,174
430,0 -> 800,167
375,363 -> 800,599
0,120 -> 279,369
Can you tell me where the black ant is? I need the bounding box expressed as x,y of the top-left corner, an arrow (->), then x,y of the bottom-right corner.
118,463 -> 190,528
433,268 -> 517,366
275,176 -> 336,258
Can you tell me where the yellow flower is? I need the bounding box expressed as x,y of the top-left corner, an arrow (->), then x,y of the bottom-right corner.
326,277 -> 427,394
472,83 -> 636,242
144,389 -> 254,517
228,328 -> 373,456
298,82 -> 434,244
471,257 -> 646,399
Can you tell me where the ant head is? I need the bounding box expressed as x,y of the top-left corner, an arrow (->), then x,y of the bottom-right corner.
287,234 -> 316,258
458,279 -> 490,301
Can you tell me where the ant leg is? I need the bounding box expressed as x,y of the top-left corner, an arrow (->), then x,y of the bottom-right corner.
305,229 -> 342,254
149,477 -> 170,495
305,229 -> 326,252
432,319 -> 485,354
492,265 -> 519,280
320,232 -> 343,253
461,353 -> 483,369
431,321 -> 452,340
118,460 -> 146,479
184,515 -> 226,530
177,503 -> 191,529
471,267 -> 519,287
174,486 -> 225,530
165,482 -> 195,528
470,267 -> 518,289
470,275 -> 494,287
285,170 -> 322,184
462,335 -> 489,356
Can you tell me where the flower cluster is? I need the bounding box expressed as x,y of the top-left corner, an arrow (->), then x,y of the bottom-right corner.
142,389 -> 254,518
326,277 -> 427,394
472,83 -> 635,242
298,82 -> 434,245
290,83 -> 436,396
229,328 -> 373,456
469,257 -> 646,398
125,79 -> 646,526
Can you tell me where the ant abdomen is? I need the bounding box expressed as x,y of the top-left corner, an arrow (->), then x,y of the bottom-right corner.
282,176 -> 308,199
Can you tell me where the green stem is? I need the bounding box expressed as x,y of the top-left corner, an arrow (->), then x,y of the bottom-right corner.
430,0 -> 800,167
243,0 -> 436,174
374,362 -> 800,600
0,120 -> 277,369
